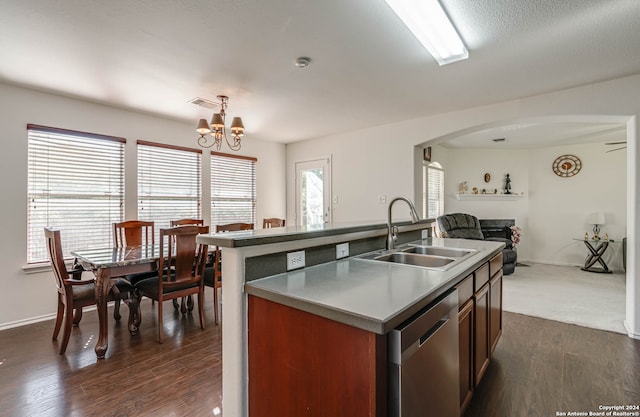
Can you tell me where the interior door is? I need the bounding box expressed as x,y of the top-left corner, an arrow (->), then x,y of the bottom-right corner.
295,157 -> 331,227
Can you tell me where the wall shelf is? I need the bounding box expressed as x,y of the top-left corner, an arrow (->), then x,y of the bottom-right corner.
455,194 -> 526,201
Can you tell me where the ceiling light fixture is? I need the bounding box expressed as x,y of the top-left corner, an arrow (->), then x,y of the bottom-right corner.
383,0 -> 468,66
195,95 -> 244,151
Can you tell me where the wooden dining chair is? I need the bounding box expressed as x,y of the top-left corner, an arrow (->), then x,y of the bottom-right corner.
170,218 -> 204,227
169,219 -> 205,313
112,220 -> 155,318
205,222 -> 255,325
216,222 -> 254,232
262,218 -> 286,228
45,227 -> 136,354
113,220 -> 155,247
133,225 -> 209,343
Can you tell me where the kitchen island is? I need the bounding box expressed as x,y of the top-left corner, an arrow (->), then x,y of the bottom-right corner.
197,221 -> 504,417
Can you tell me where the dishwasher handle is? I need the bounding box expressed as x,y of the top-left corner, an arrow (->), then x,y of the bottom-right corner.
419,318 -> 448,347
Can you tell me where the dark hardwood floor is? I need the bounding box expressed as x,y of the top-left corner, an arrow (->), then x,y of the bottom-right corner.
1,302 -> 639,417
465,312 -> 640,417
0,298 -> 222,417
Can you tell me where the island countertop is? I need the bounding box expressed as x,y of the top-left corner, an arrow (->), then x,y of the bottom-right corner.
244,237 -> 504,334
196,219 -> 432,248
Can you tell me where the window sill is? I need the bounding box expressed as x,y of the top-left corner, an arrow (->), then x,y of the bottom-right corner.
22,262 -> 52,274
22,260 -> 77,274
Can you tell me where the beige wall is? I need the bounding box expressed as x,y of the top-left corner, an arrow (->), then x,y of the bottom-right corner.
0,82 -> 286,328
441,144 -> 626,271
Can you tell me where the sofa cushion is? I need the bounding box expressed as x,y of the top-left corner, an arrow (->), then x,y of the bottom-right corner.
437,213 -> 484,240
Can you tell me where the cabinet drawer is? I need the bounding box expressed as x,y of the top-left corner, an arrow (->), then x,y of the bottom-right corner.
474,263 -> 489,292
489,252 -> 503,277
456,274 -> 474,309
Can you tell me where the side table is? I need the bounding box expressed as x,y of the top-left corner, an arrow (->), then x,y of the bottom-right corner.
575,238 -> 616,273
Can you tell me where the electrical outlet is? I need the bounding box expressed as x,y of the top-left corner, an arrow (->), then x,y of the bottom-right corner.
421,229 -> 430,239
378,195 -> 387,204
287,250 -> 306,271
336,242 -> 349,259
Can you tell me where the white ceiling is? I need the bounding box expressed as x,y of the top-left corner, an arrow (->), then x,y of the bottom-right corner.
440,121 -> 628,150
1,0 -> 639,146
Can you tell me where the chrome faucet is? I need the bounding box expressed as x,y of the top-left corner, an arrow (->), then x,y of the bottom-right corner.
387,197 -> 421,250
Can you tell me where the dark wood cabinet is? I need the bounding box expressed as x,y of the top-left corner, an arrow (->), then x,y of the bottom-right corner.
248,295 -> 387,417
473,252 -> 505,385
489,269 -> 503,353
473,281 -> 490,387
458,298 -> 474,414
455,274 -> 474,415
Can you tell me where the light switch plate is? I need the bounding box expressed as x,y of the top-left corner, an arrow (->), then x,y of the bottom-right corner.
336,242 -> 349,259
287,250 -> 306,271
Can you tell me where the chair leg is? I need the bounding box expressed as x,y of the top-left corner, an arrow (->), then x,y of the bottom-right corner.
157,297 -> 164,344
59,295 -> 74,355
186,295 -> 194,313
52,296 -> 64,340
125,293 -> 141,335
198,290 -> 206,330
113,299 -> 122,321
72,307 -> 83,326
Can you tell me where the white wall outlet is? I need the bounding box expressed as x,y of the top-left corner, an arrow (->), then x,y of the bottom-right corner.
287,250 -> 306,271
336,242 -> 349,259
378,195 -> 387,204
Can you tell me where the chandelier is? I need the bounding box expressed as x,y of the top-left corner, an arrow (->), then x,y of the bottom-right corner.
195,95 -> 245,151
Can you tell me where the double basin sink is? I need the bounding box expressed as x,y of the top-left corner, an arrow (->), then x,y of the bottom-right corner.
355,244 -> 476,271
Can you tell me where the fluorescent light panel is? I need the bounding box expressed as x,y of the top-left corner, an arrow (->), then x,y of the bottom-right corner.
384,0 -> 468,65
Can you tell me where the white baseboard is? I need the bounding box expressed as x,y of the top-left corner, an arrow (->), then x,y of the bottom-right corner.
624,320 -> 640,340
0,313 -> 57,331
0,304 -> 101,332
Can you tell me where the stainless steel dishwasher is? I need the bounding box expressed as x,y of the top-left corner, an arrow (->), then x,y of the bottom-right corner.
388,289 -> 459,417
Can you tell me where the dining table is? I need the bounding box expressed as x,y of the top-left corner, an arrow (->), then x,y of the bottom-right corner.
71,244 -> 160,359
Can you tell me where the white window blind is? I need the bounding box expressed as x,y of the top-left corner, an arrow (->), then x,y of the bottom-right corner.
27,125 -> 125,263
137,141 -> 202,240
211,152 -> 257,228
425,162 -> 445,219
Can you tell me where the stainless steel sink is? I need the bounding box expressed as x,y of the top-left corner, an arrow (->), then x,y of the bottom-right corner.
402,245 -> 475,258
373,252 -> 456,268
354,244 -> 477,271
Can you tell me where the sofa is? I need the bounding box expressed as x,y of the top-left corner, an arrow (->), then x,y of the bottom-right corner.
436,213 -> 517,275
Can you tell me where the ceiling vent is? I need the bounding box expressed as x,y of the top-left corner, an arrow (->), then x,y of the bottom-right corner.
189,97 -> 220,109
492,138 -> 506,142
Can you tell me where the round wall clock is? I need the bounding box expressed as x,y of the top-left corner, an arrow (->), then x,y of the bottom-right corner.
552,154 -> 582,177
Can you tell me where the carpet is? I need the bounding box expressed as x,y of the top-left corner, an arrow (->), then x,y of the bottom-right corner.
502,263 -> 627,334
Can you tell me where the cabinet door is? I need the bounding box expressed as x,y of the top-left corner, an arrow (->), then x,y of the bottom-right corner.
458,299 -> 474,414
248,295 -> 386,417
474,282 -> 490,387
489,269 -> 503,353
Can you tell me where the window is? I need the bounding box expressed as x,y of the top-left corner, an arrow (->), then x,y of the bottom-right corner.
27,125 -> 125,263
137,141 -> 202,239
211,152 -> 257,228
424,161 -> 444,219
